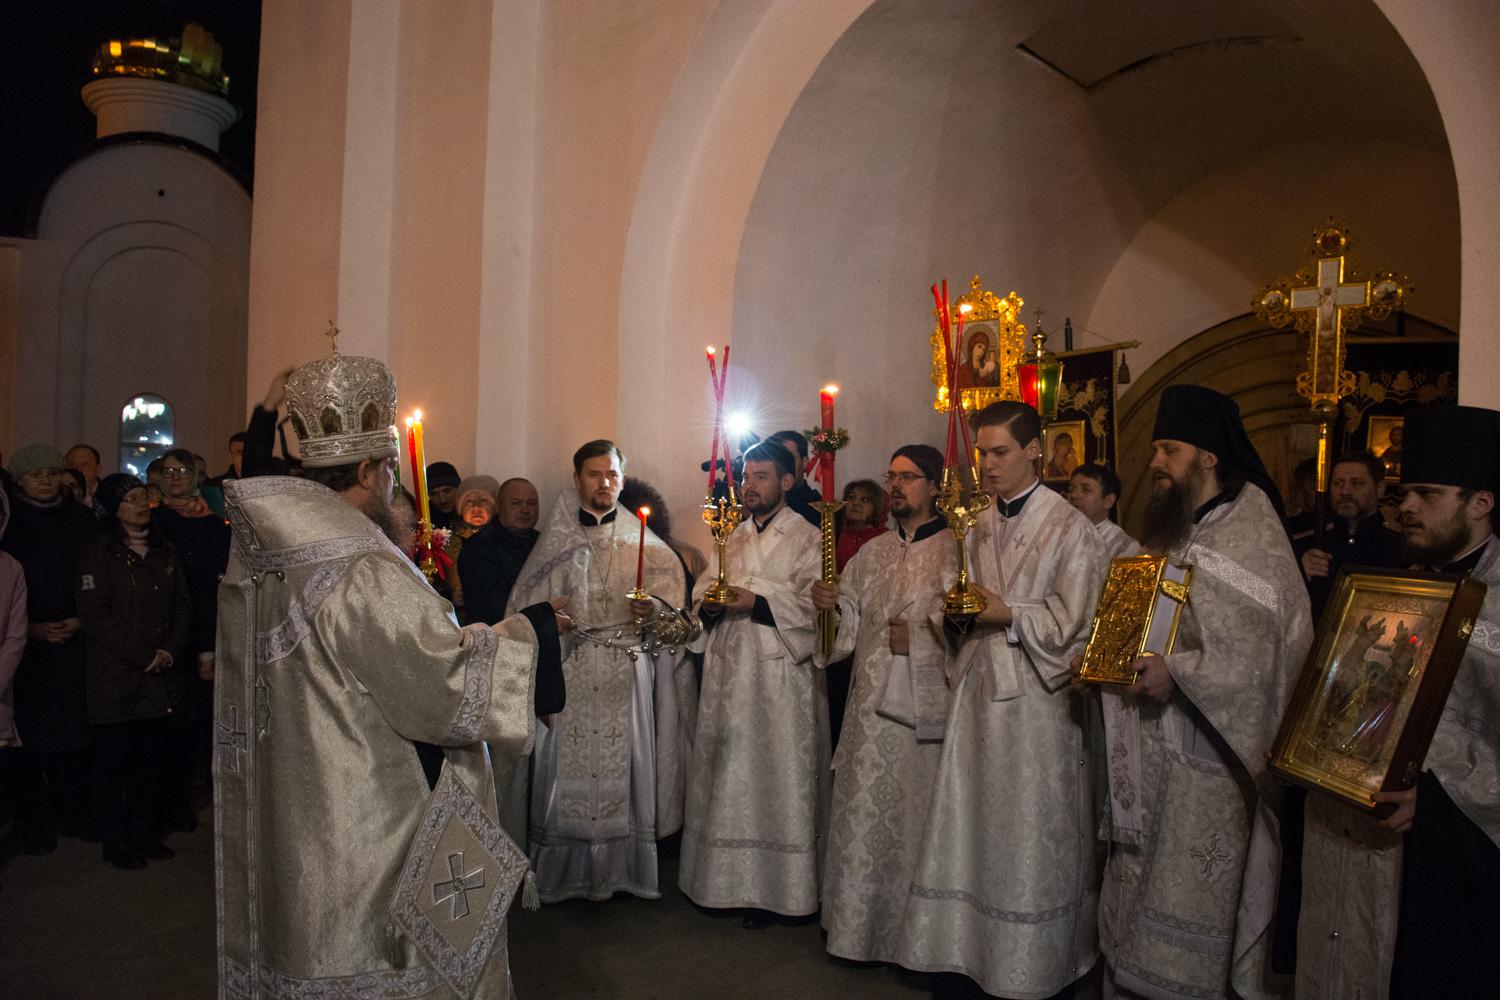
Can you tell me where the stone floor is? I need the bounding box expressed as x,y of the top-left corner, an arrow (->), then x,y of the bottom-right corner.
0,818 -> 940,999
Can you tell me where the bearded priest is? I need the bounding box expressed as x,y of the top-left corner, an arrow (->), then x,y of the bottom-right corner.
506,439 -> 692,904
897,401 -> 1108,999
1098,385 -> 1311,1000
810,443 -> 954,964
215,349 -> 568,999
679,441 -> 824,929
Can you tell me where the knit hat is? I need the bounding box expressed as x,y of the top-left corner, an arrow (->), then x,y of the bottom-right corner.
456,475 -> 501,510
7,444 -> 64,479
427,462 -> 462,490
97,473 -> 145,518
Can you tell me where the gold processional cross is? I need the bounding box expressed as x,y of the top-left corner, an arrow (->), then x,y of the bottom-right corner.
325,321 -> 341,355
1254,223 -> 1408,538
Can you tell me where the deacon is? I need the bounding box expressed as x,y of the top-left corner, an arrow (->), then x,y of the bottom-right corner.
1097,385 -> 1311,1000
1067,462 -> 1138,559
215,348 -> 567,998
680,441 -> 823,928
1303,404 -> 1500,1000
810,444 -> 954,964
897,401 -> 1108,998
507,440 -> 692,903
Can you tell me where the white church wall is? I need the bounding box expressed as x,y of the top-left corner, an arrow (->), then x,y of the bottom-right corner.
9,142 -> 249,467
1086,138 -> 1461,379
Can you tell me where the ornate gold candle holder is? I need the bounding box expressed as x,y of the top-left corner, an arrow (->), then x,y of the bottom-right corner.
811,499 -> 845,660
418,519 -> 438,582
701,491 -> 746,606
936,466 -> 990,622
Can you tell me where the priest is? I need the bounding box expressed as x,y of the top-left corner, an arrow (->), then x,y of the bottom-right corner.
216,348 -> 566,999
1301,404 -> 1500,1000
897,401 -> 1108,999
679,441 -> 824,928
810,443 -> 954,964
1098,385 -> 1311,1000
507,439 -> 693,903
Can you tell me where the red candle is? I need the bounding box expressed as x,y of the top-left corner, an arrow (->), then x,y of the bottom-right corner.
706,347 -> 722,493
405,418 -> 421,505
635,506 -> 650,589
820,384 -> 838,502
934,282 -> 959,468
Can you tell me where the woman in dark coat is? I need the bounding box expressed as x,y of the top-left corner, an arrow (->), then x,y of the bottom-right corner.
77,474 -> 191,869
2,445 -> 97,853
154,447 -> 231,812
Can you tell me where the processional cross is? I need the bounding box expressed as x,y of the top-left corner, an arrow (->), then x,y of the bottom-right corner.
1254,223 -> 1408,544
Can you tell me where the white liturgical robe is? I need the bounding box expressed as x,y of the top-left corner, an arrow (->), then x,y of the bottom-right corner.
507,492 -> 691,904
897,483 -> 1108,999
679,506 -> 825,915
819,517 -> 955,964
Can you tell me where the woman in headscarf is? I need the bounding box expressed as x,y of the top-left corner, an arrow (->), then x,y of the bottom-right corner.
78,474 -> 191,869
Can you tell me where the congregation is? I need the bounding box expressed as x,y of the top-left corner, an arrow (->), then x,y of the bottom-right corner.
1,357 -> 1497,1000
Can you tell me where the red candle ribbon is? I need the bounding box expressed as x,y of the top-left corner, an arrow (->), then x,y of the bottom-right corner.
635,506 -> 650,590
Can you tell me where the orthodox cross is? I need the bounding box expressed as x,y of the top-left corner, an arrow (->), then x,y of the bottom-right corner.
217,704 -> 249,773
324,321 -> 341,356
432,852 -> 487,919
1254,222 -> 1408,545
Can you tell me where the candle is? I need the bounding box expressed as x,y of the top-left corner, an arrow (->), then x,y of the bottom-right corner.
820,384 -> 838,502
707,347 -> 722,492
635,505 -> 651,590
934,282 -> 959,468
411,410 -> 431,527
405,418 -> 420,501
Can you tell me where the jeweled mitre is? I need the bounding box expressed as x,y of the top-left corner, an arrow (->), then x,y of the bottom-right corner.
284,353 -> 399,468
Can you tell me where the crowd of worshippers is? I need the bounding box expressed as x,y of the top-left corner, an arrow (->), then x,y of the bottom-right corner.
2,370 -> 1496,1000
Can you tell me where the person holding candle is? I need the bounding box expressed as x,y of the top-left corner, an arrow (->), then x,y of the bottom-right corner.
506,439 -> 694,903
680,441 -> 824,929
895,400 -> 1109,999
216,346 -> 570,997
809,444 -> 955,965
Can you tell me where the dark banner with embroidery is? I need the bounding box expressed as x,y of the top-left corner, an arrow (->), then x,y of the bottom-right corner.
1045,347 -> 1118,484
1338,340 -> 1458,481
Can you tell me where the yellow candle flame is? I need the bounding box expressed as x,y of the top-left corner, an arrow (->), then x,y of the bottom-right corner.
822,384 -> 839,395
638,506 -> 652,518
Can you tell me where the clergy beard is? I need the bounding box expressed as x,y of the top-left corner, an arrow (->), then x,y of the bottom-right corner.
1399,504 -> 1469,567
363,488 -> 407,549
1140,469 -> 1199,552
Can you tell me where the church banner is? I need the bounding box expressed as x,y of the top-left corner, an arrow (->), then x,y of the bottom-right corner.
1338,339 -> 1458,481
1047,347 -> 1118,483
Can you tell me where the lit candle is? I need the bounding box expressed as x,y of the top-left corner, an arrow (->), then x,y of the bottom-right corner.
405,417 -> 420,505
934,282 -> 959,468
635,505 -> 651,590
411,410 -> 431,526
820,384 -> 838,502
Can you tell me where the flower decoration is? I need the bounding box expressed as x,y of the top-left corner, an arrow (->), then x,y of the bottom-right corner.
803,427 -> 850,454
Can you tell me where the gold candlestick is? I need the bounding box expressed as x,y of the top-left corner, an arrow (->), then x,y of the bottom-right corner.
418,519 -> 438,582
811,499 -> 845,660
936,466 -> 990,623
701,491 -> 746,606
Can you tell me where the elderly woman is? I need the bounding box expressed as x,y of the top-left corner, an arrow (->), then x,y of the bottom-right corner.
442,475 -> 501,615
77,474 -> 191,869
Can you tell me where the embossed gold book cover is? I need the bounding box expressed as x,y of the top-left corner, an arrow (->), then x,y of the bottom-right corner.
1078,554 -> 1192,684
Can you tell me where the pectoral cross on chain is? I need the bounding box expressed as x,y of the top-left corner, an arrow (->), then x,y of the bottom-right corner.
432,852 -> 486,920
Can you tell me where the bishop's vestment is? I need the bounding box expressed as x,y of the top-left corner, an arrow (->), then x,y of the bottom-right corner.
679,507 -> 825,915
215,476 -> 552,1000
897,483 -> 1108,999
507,493 -> 692,903
819,517 -> 954,963
1099,483 -> 1311,1000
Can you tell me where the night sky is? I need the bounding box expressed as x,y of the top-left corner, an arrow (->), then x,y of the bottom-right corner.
0,0 -> 261,236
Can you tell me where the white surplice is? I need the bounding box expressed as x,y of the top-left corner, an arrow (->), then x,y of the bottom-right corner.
678,507 -> 826,915
506,492 -> 692,903
897,484 -> 1109,999
819,520 -> 955,963
1099,484 -> 1312,1000
1096,517 -> 1139,560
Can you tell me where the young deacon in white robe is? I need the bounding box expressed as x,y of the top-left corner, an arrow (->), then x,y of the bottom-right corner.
1297,404 -> 1500,1000
1068,462 -> 1138,560
216,353 -> 567,1000
680,443 -> 824,925
506,440 -> 693,904
810,444 -> 955,963
1097,385 -> 1311,1000
897,402 -> 1109,999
